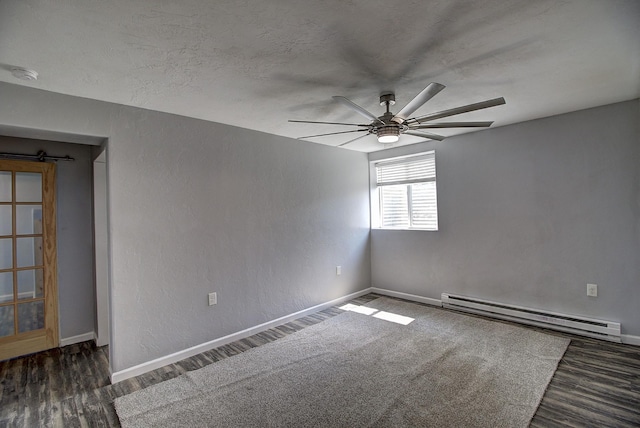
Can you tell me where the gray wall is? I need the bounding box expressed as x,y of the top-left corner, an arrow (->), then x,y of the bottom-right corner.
0,82 -> 372,371
370,99 -> 640,336
0,136 -> 95,340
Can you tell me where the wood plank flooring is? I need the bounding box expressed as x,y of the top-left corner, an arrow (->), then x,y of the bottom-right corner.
1,293 -> 639,427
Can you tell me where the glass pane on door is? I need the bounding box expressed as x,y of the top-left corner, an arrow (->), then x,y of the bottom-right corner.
0,271 -> 13,303
17,269 -> 44,300
17,300 -> 44,333
0,238 -> 12,270
0,171 -> 11,202
0,205 -> 11,235
15,172 -> 42,203
16,205 -> 43,235
0,305 -> 15,337
16,237 -> 42,268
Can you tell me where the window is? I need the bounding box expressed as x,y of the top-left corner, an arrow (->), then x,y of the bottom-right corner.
373,151 -> 438,230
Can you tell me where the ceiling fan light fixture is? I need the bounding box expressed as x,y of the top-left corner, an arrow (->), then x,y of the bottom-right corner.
378,134 -> 399,143
377,125 -> 400,143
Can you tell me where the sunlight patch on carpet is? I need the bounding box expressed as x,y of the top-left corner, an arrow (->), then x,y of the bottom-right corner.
340,303 -> 415,325
339,303 -> 379,315
372,310 -> 414,325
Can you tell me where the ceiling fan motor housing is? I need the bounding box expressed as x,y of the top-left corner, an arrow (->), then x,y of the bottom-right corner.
376,111 -> 407,143
377,125 -> 401,142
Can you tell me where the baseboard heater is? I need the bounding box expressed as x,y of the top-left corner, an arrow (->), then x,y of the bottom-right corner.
441,293 -> 621,342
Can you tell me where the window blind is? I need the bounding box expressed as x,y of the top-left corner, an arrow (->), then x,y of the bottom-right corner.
380,185 -> 409,228
375,151 -> 438,230
375,152 -> 436,186
410,181 -> 438,230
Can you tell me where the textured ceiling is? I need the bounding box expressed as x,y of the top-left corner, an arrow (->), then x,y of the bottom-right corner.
0,0 -> 638,152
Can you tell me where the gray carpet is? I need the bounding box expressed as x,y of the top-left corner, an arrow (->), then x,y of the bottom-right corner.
115,297 -> 569,427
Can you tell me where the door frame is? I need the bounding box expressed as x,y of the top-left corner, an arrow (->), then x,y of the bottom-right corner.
0,129 -> 111,371
93,148 -> 110,347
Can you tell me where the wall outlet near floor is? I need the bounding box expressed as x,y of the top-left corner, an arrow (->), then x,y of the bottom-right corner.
208,292 -> 217,306
587,283 -> 598,297
336,266 -> 341,276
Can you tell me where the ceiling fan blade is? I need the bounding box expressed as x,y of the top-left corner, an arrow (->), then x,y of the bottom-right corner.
392,82 -> 446,123
288,120 -> 370,127
404,131 -> 446,141
410,121 -> 494,129
297,129 -> 369,139
333,96 -> 384,124
337,132 -> 372,147
411,97 -> 506,123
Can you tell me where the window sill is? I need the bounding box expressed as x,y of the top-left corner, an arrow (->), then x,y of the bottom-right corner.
372,227 -> 438,232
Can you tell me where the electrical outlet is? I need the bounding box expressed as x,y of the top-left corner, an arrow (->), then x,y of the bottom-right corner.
336,266 -> 341,276
208,292 -> 217,306
587,283 -> 597,297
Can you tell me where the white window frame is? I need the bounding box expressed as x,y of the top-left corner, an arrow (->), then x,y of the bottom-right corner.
371,151 -> 438,231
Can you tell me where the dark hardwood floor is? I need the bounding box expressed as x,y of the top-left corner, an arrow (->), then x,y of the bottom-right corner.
1,293 -> 639,427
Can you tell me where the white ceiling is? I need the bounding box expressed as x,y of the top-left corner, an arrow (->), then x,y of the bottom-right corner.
1,0 -> 638,152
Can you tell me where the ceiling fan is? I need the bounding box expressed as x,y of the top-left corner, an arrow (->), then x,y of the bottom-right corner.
289,83 -> 505,147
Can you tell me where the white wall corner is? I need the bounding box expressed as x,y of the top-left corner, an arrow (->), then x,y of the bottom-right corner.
371,287 -> 442,307
110,287 -> 373,384
60,332 -> 96,347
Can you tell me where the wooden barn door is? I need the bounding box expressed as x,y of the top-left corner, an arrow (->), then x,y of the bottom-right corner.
0,160 -> 58,360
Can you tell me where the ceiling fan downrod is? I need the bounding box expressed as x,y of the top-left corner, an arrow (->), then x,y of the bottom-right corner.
377,93 -> 401,143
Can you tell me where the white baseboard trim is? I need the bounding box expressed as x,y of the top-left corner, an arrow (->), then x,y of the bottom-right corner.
621,334 -> 640,346
371,287 -> 441,307
110,287 -> 373,384
60,332 -> 96,347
